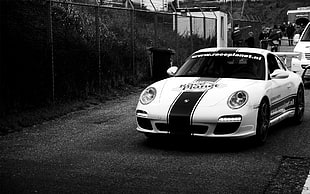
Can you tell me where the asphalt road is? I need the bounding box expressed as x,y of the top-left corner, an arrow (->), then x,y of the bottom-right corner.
0,84 -> 310,193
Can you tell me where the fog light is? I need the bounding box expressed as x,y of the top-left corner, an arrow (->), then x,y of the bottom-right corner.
218,115 -> 242,122
136,110 -> 148,117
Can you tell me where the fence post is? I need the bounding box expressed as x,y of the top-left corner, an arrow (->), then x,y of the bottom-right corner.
48,0 -> 55,104
129,4 -> 135,77
200,8 -> 206,40
174,13 -> 179,65
203,16 -> 206,40
95,4 -> 102,93
212,11 -> 217,47
154,13 -> 158,47
189,11 -> 193,53
96,3 -> 102,94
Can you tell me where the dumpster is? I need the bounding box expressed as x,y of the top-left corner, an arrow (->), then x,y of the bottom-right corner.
147,47 -> 175,81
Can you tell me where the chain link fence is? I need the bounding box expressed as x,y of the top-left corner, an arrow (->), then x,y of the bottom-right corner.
0,0 -> 262,116
0,0 -> 219,115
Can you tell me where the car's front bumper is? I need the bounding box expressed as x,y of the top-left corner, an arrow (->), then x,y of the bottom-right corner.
136,105 -> 258,138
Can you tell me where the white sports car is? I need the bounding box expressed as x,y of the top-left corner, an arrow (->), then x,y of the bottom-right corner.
136,48 -> 305,144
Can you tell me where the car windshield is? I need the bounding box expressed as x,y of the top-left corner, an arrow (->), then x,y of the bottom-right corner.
301,24 -> 310,41
175,52 -> 265,80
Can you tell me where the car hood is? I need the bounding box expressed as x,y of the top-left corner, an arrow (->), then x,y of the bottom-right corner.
155,77 -> 261,107
294,41 -> 310,53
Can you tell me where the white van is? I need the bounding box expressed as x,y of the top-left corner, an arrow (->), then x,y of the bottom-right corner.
291,22 -> 310,75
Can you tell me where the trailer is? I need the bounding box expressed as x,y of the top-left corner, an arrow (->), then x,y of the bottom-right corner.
173,7 -> 228,47
287,7 -> 310,26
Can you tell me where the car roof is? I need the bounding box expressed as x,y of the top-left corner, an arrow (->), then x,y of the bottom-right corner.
193,47 -> 270,55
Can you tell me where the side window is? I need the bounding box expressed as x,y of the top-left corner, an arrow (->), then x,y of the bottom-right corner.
267,54 -> 280,74
275,56 -> 287,70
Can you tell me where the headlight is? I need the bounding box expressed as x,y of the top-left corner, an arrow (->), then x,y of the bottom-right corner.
228,90 -> 248,109
140,87 -> 156,105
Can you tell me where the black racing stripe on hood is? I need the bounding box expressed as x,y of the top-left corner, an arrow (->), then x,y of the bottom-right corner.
167,78 -> 220,132
168,91 -> 204,130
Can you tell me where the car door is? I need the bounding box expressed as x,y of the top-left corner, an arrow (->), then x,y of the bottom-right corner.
267,54 -> 293,119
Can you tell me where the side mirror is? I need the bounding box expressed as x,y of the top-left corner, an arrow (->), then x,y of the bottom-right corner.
271,69 -> 289,79
167,66 -> 178,76
301,65 -> 310,83
293,34 -> 300,45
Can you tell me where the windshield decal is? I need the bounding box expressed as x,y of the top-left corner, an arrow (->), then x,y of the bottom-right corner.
192,52 -> 262,61
179,80 -> 216,91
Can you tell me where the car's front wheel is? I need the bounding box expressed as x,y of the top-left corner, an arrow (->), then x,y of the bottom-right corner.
292,85 -> 304,124
254,99 -> 270,145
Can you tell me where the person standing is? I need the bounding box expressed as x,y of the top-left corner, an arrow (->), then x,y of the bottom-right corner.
232,24 -> 242,47
269,25 -> 282,52
232,24 -> 252,47
280,22 -> 287,37
286,22 -> 295,46
245,31 -> 255,47
259,27 -> 269,49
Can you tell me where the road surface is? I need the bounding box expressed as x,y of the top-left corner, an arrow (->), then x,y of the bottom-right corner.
1,84 -> 310,193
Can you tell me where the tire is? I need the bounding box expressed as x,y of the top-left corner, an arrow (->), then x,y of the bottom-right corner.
254,99 -> 270,145
292,86 -> 304,124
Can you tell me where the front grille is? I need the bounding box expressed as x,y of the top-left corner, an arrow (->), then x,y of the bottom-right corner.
214,122 -> 241,135
155,123 -> 208,134
137,117 -> 152,130
305,53 -> 310,60
155,123 -> 169,131
191,125 -> 209,134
